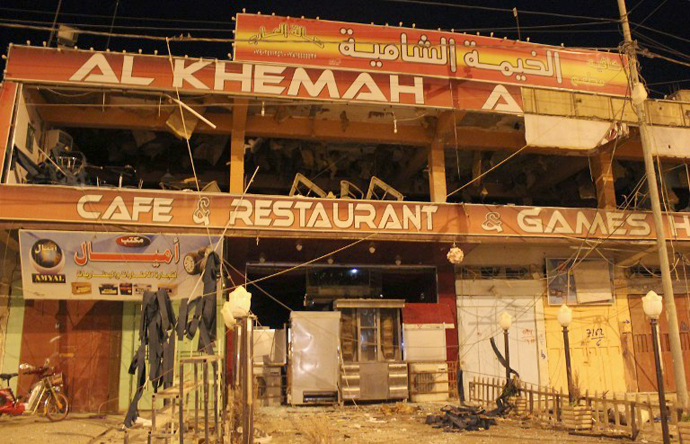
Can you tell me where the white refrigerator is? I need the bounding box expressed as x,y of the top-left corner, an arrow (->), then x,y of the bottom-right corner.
289,311 -> 341,405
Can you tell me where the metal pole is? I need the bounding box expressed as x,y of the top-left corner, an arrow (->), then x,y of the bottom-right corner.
179,361 -> 184,444
651,319 -> 671,444
504,330 -> 510,381
616,0 -> 689,407
204,360 -> 209,444
241,317 -> 254,444
563,327 -> 574,404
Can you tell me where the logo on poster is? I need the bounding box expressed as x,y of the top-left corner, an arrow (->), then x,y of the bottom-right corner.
29,239 -> 66,284
115,235 -> 152,248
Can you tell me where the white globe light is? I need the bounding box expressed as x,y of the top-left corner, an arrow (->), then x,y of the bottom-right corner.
557,304 -> 573,328
642,290 -> 663,320
499,311 -> 512,331
447,246 -> 464,265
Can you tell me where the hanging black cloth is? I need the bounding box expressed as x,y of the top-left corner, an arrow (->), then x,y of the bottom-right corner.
178,251 -> 221,355
489,336 -> 520,379
124,289 -> 176,428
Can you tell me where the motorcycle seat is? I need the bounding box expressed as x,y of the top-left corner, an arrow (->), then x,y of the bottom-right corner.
0,373 -> 18,382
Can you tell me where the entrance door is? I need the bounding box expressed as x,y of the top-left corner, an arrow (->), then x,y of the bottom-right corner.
629,294 -> 690,392
19,300 -> 123,412
457,280 -> 547,391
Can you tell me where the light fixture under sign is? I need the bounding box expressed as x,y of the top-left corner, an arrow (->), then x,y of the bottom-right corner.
447,246 -> 464,265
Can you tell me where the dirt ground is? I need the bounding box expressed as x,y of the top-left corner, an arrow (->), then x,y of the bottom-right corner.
253,403 -> 655,444
0,413 -> 121,444
0,404 -> 665,444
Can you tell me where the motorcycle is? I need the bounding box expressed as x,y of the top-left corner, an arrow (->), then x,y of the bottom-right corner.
0,359 -> 70,421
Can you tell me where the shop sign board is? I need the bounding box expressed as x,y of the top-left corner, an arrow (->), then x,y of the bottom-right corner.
4,45 -> 523,113
234,13 -> 629,96
19,229 -> 222,300
4,185 -> 690,243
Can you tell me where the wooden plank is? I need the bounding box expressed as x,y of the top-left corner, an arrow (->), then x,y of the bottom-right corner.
647,393 -> 656,432
613,392 -> 621,430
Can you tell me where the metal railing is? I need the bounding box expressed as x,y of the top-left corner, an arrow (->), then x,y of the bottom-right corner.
469,376 -> 690,439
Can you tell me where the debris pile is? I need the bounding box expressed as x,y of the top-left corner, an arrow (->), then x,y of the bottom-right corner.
380,402 -> 419,416
426,405 -> 497,432
426,379 -> 521,432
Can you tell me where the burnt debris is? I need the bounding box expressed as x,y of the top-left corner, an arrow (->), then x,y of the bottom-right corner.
426,405 -> 497,432
426,379 -> 521,432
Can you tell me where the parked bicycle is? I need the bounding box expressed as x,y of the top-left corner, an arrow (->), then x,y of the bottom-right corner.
0,359 -> 69,421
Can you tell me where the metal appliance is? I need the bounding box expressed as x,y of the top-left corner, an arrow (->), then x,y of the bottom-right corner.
408,362 -> 450,402
335,299 -> 408,401
288,311 -> 341,405
253,327 -> 286,406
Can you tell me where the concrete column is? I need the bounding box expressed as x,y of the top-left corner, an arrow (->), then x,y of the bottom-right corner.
428,139 -> 447,202
230,99 -> 249,194
590,148 -> 617,209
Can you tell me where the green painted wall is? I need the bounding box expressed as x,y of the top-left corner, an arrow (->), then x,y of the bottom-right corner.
1,279 -> 25,393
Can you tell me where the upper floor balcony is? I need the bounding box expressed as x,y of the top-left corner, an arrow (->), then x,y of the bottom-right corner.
0,45 -> 689,245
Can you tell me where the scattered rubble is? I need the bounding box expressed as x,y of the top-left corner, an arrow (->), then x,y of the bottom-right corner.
426,405 -> 497,432
379,402 -> 419,416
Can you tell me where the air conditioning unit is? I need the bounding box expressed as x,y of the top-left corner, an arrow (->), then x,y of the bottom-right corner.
44,129 -> 73,151
408,362 -> 449,403
253,364 -> 282,407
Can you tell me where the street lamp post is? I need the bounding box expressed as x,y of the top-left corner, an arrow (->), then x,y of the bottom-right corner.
643,290 -> 670,444
558,304 -> 574,404
499,311 -> 513,381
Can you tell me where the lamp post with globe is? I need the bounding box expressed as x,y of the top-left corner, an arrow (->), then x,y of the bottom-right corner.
643,290 -> 670,444
499,311 -> 512,381
558,304 -> 574,403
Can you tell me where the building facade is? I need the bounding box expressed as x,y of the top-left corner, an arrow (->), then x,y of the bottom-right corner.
0,14 -> 690,411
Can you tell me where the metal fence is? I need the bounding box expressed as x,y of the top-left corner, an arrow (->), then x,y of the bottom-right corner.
468,376 -> 690,439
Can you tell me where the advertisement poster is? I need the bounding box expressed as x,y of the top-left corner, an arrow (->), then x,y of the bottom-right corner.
19,230 -> 222,300
545,258 -> 614,305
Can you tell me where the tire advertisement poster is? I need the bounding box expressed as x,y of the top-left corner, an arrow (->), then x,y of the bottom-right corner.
19,230 -> 222,300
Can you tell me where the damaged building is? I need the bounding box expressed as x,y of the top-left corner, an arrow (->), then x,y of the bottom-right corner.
0,12 -> 689,420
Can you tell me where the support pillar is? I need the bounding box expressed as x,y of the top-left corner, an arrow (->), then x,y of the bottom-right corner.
428,111 -> 457,202
230,99 -> 249,194
428,139 -> 447,202
590,148 -> 617,209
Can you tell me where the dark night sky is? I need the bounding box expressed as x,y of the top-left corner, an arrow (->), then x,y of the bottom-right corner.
0,0 -> 688,98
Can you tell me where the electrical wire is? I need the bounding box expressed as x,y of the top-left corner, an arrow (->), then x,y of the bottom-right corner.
638,48 -> 690,69
0,19 -> 622,51
631,0 -> 669,31
630,21 -> 690,46
381,0 -> 622,24
105,0 -> 121,49
0,13 -> 620,34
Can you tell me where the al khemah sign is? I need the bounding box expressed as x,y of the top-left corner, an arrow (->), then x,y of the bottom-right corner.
4,45 -> 523,113
2,184 -> 690,242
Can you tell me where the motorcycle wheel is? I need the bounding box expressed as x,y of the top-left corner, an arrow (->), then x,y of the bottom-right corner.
45,393 -> 69,421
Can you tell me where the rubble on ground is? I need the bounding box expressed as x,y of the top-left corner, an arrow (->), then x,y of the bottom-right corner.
426,405 -> 497,432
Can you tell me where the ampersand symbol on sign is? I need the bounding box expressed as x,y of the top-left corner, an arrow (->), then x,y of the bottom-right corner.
481,211 -> 503,232
193,197 -> 211,226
